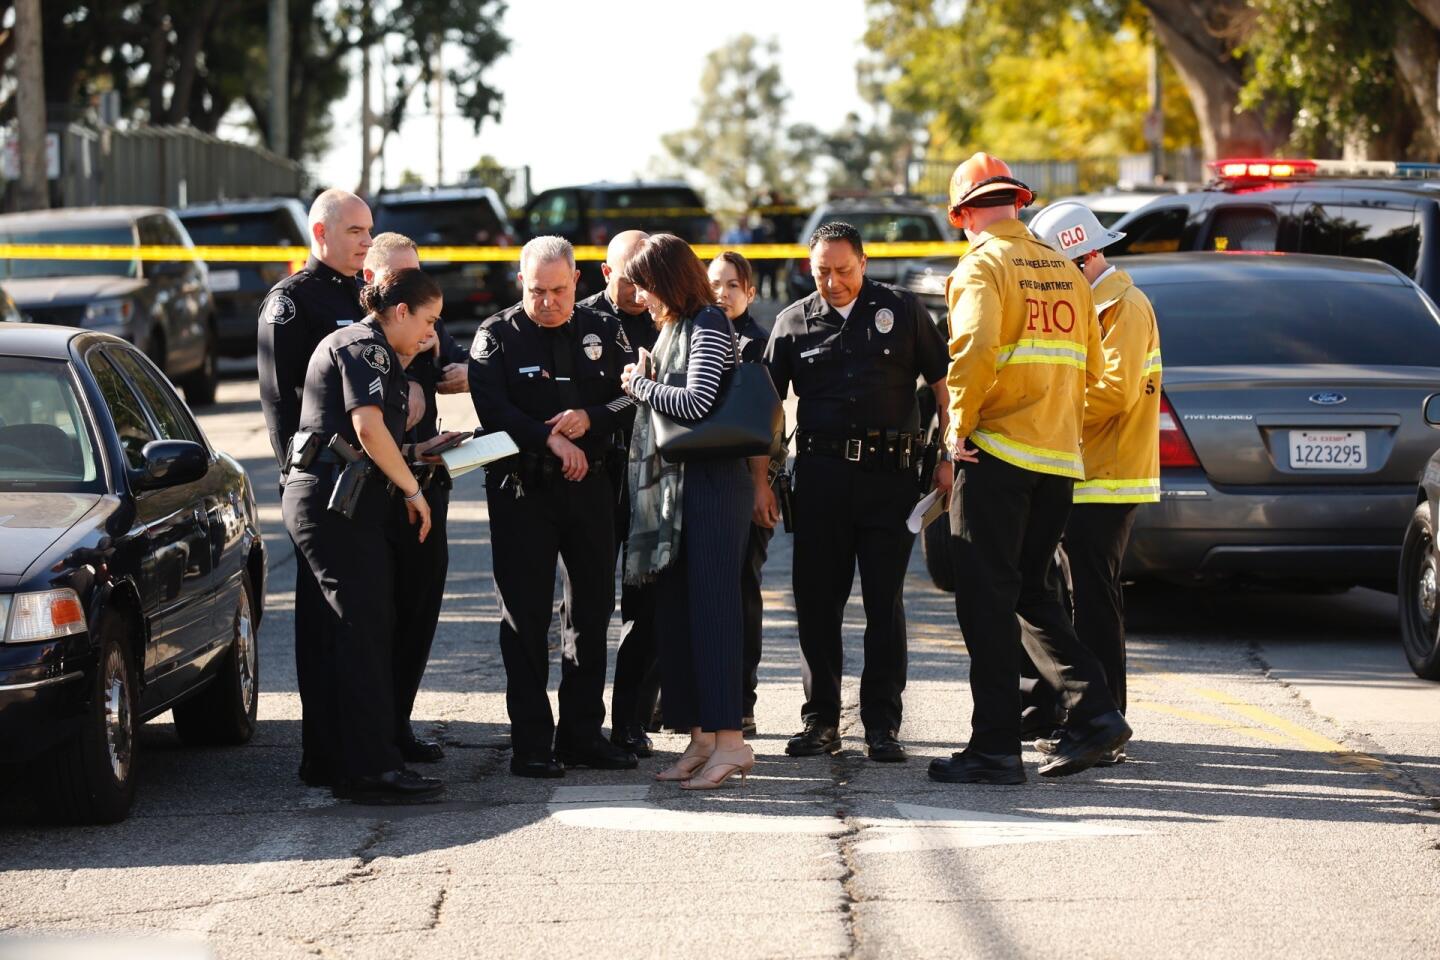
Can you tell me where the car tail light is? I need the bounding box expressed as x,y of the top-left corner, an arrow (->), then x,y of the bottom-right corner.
1158,393 -> 1200,468
4,588 -> 87,643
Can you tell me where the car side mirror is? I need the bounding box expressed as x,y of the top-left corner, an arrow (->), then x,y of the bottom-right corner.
1426,394 -> 1440,427
134,440 -> 208,490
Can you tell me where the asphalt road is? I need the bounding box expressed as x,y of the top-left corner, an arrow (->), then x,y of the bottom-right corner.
3,347 -> 1439,959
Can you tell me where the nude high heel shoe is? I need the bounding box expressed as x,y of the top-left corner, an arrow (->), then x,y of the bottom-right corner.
680,745 -> 755,790
656,746 -> 713,782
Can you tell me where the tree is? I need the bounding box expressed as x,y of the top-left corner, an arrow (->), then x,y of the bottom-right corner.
660,35 -> 810,214
862,0 -> 1267,161
12,0 -> 46,210
0,1 -> 509,166
466,154 -> 514,199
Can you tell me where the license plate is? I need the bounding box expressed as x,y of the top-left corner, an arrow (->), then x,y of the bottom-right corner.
1288,430 -> 1367,470
207,269 -> 240,292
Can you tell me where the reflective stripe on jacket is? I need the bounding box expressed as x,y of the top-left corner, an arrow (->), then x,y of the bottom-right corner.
1073,268 -> 1162,505
945,219 -> 1101,480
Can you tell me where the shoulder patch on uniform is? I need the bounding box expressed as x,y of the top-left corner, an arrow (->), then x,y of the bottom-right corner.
874,307 -> 895,334
472,329 -> 500,360
265,294 -> 296,325
362,344 -> 391,374
582,332 -> 604,361
616,324 -> 633,352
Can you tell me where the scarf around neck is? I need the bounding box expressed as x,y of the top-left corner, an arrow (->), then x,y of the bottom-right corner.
623,314 -> 691,584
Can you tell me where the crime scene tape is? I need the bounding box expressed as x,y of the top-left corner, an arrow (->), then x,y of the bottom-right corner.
0,241 -> 970,263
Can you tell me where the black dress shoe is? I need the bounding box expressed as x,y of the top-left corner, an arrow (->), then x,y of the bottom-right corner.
928,750 -> 1026,785
610,726 -> 653,759
509,754 -> 565,778
1038,710 -> 1133,778
741,716 -> 758,737
786,722 -> 841,757
556,736 -> 638,770
865,732 -> 907,763
333,769 -> 445,805
399,737 -> 445,763
298,759 -> 337,788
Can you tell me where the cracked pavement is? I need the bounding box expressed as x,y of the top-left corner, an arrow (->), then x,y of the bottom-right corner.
3,360 -> 1439,960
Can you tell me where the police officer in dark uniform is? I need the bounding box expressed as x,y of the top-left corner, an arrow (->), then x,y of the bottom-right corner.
765,221 -> 952,763
573,230 -> 661,757
469,236 -> 639,778
257,188 -> 373,787
364,233 -> 470,765
282,268 -> 447,804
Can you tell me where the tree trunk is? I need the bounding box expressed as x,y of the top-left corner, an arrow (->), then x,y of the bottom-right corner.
167,0 -> 224,125
1411,0 -> 1440,30
1140,0 -> 1289,160
1394,8 -> 1440,159
144,11 -> 170,124
13,0 -> 49,211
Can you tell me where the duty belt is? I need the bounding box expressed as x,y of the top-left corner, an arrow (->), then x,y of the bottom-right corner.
797,430 -> 919,470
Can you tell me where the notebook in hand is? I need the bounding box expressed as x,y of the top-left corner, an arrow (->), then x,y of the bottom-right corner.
439,431 -> 520,478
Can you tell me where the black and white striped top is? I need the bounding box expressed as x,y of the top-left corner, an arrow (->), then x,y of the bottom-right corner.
631,305 -> 737,420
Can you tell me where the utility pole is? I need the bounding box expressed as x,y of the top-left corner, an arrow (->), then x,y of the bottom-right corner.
359,20 -> 373,197
434,43 -> 445,185
14,0 -> 50,211
268,0 -> 290,158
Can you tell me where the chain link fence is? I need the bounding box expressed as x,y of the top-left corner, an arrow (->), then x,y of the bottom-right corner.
906,150 -> 1206,204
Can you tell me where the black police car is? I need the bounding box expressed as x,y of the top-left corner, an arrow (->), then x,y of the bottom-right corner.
1399,393 -> 1440,681
1107,158 -> 1439,299
788,197 -> 957,304
0,323 -> 265,823
177,198 -> 309,357
0,206 -> 220,406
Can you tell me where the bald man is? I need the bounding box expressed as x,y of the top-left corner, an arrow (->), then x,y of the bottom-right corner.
257,187 -> 373,789
572,230 -> 662,757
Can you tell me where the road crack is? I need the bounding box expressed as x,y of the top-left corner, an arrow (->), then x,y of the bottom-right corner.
828,700 -> 866,958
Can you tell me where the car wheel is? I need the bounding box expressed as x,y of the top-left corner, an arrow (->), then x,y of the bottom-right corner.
922,515 -> 955,593
173,573 -> 260,745
37,615 -> 139,824
180,326 -> 219,407
1398,502 -> 1440,680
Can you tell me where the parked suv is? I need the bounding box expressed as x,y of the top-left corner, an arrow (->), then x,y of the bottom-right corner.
519,181 -> 718,294
0,206 -> 219,405
373,186 -> 518,328
1106,159 -> 1440,299
178,198 -> 308,357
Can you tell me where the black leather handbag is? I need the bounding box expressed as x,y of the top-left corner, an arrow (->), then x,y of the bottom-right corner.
651,360 -> 783,463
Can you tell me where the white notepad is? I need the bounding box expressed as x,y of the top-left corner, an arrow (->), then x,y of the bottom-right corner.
906,487 -> 949,534
438,431 -> 520,478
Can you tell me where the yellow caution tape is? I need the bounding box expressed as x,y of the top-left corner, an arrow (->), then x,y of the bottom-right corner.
0,241 -> 970,264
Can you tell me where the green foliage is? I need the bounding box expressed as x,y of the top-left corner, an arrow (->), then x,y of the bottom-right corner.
0,0 -> 508,165
1238,0 -> 1404,152
660,35 -> 806,213
862,0 -> 1198,161
466,154 -> 513,198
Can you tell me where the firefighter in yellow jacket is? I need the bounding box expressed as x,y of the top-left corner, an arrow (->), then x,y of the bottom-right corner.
1030,201 -> 1161,733
928,154 -> 1131,786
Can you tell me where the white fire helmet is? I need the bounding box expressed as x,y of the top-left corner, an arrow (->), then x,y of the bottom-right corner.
1029,201 -> 1125,260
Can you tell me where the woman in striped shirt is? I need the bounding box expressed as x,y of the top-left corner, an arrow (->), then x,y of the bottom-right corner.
621,234 -> 755,789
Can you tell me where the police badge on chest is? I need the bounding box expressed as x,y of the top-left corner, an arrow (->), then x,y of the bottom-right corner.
874,308 -> 895,335
582,332 -> 603,362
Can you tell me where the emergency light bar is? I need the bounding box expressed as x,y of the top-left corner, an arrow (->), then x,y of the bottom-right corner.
1211,158 -> 1440,186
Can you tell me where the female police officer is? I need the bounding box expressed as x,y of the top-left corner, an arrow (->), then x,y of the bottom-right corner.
282,268 -> 447,805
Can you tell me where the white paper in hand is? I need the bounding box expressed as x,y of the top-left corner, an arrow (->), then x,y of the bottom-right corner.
906,488 -> 948,534
440,431 -> 520,478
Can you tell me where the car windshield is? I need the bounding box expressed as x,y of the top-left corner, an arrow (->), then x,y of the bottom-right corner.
819,212 -> 944,244
0,357 -> 105,492
375,199 -> 506,246
1146,278 -> 1440,366
0,225 -> 138,280
180,210 -> 303,246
